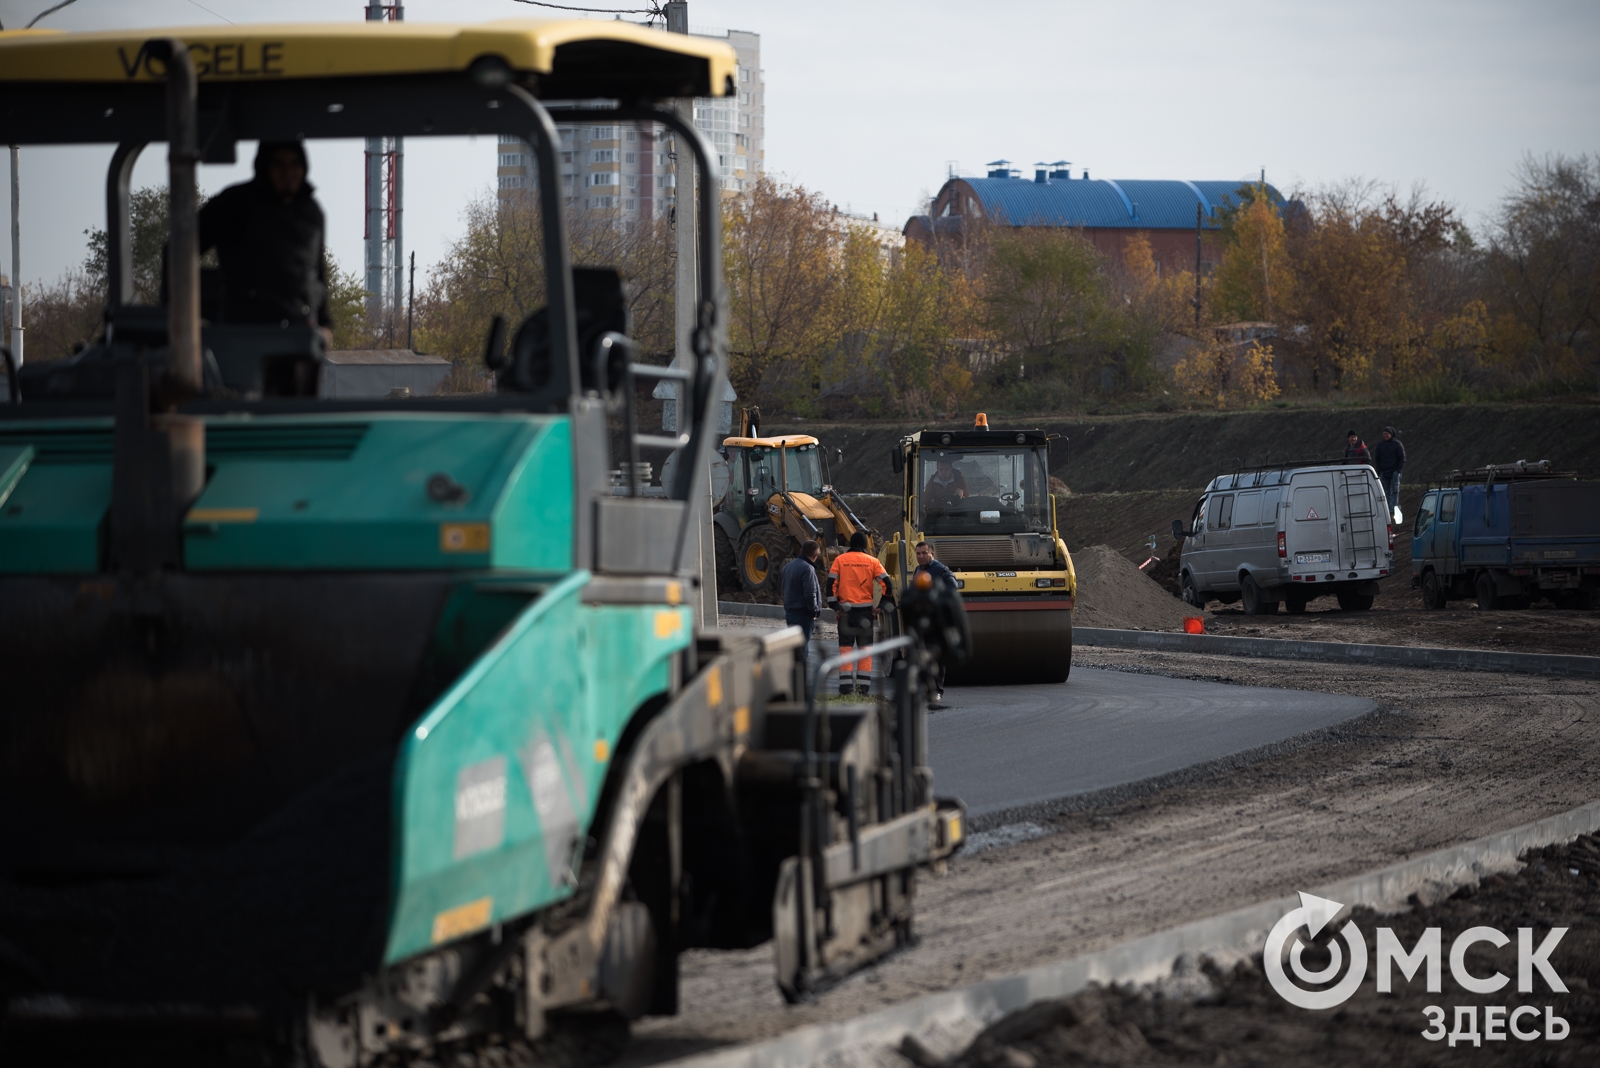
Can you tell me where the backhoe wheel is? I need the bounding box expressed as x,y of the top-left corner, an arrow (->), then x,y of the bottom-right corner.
1421,570 -> 1446,610
713,523 -> 740,596
737,524 -> 791,596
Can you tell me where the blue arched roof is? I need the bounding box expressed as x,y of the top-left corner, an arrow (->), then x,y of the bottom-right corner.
956,177 -> 1283,230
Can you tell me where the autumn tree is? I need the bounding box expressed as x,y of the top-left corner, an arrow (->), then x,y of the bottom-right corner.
720,176 -> 837,406
1281,181 -> 1409,390
1484,154 -> 1600,385
1108,232 -> 1195,390
1209,183 -> 1293,324
82,185 -> 204,306
414,190 -> 676,367
824,229 -> 973,416
1172,337 -> 1279,408
16,273 -> 102,363
979,227 -> 1114,403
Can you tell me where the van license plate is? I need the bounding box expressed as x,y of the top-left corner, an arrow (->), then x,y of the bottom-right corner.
1295,552 -> 1330,564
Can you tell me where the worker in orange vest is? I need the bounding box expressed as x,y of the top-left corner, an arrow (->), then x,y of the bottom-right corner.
828,531 -> 893,696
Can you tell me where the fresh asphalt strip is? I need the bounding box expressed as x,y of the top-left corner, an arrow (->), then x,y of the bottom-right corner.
661,798 -> 1600,1068
928,671 -> 1374,822
716,603 -> 1600,679
721,605 -> 1377,825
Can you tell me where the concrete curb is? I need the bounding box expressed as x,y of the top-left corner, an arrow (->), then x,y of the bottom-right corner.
1075,626 -> 1600,678
718,600 -> 836,624
661,798 -> 1600,1068
719,607 -> 1600,679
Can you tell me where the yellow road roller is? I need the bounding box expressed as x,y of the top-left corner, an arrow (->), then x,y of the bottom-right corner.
882,415 -> 1075,683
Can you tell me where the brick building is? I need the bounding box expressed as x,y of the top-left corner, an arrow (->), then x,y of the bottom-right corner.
905,163 -> 1284,273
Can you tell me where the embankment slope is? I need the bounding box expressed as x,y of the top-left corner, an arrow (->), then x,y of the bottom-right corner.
778,401 -> 1600,496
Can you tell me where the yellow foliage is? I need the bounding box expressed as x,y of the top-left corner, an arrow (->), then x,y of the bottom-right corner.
1236,340 -> 1282,404
1172,337 -> 1279,408
1211,190 -> 1293,323
1123,232 -> 1159,289
1122,233 -> 1197,333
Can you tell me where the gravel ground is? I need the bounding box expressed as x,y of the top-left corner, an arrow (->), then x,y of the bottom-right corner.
1199,602 -> 1600,658
623,645 -> 1600,1063
944,835 -> 1600,1065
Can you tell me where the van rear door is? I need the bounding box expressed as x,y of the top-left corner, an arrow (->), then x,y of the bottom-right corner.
1338,469 -> 1382,570
1286,472 -> 1335,575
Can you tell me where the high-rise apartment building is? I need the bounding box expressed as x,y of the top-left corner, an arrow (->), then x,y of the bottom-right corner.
495,27 -> 763,215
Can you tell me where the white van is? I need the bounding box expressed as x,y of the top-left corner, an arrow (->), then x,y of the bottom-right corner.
1172,463 -> 1395,614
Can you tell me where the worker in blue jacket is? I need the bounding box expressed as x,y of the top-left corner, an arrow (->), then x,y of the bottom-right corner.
913,541 -> 957,708
1373,426 -> 1406,517
780,540 -> 824,644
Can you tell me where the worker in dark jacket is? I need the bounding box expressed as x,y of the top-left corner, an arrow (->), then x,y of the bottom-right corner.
1373,426 -> 1406,517
913,541 -> 957,708
1343,430 -> 1371,466
780,540 -> 824,644
199,141 -> 332,333
913,540 -> 958,592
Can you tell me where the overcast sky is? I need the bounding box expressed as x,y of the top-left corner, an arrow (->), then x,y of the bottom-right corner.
4,0 -> 1598,292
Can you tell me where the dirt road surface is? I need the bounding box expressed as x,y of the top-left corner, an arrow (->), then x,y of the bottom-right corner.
624,646 -> 1600,1064
946,836 -> 1600,1064
1199,602 -> 1600,657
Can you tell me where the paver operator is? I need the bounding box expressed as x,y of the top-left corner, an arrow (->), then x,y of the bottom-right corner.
925,457 -> 968,507
828,531 -> 893,696
199,140 -> 333,339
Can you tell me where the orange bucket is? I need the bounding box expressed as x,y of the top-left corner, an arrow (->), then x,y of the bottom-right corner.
1182,617 -> 1205,635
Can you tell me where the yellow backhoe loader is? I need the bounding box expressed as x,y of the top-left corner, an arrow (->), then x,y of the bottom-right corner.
713,409 -> 877,596
883,414 -> 1076,683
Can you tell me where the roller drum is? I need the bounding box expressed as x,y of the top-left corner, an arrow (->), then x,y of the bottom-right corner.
945,604 -> 1073,686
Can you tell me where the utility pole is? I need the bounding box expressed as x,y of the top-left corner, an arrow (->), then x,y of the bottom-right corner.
9,146 -> 21,367
406,251 -> 415,351
364,2 -> 403,342
661,1 -> 720,629
668,0 -> 695,435
1193,202 -> 1202,329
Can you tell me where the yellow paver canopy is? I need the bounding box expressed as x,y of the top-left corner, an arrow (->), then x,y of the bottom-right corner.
0,19 -> 736,145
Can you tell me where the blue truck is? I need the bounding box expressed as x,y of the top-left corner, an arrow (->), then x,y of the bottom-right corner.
1411,463 -> 1600,610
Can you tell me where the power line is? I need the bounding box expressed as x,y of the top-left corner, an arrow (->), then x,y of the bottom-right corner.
510,0 -> 666,16
26,0 -> 81,29
185,0 -> 236,24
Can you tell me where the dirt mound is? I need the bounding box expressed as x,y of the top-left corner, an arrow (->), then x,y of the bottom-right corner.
1071,544 -> 1191,632
944,835 -> 1600,1066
